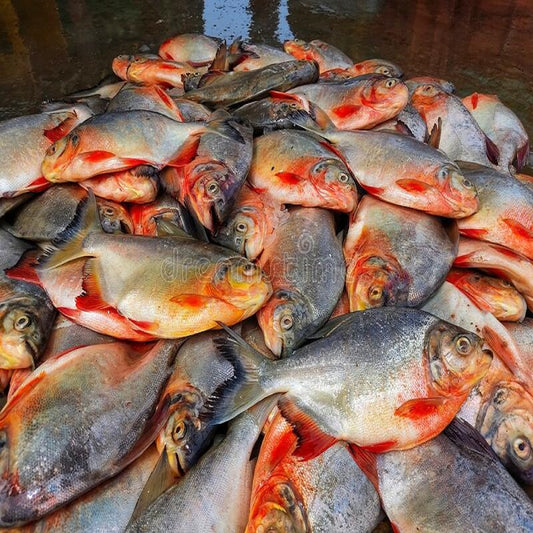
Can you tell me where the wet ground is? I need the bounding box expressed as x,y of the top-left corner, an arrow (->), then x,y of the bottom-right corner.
0,0 -> 532,139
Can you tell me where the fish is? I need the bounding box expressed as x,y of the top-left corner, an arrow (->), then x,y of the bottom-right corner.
212,183 -> 289,260
0,109 -> 91,198
80,166 -> 160,204
446,268 -> 527,322
458,355 -> 533,484
455,162 -> 533,259
15,193 -> 271,339
288,74 -> 408,130
0,229 -> 56,370
350,418 -> 533,532
22,446 -> 160,533
158,33 -> 223,66
344,195 -> 457,311
0,339 -> 181,526
126,398 -> 277,533
410,83 -> 498,166
112,54 -> 204,88
290,124 -> 479,218
0,195 -> 33,219
206,308 -> 492,455
284,39 -> 353,72
183,60 -> 319,108
372,102 -> 428,142
232,42 -> 294,71
41,110 -> 206,183
454,237 -> 533,311
257,207 -> 345,356
106,83 -> 185,121
405,76 -> 456,94
246,409 -> 382,533
348,58 -> 403,78
421,281 -> 531,391
247,130 -> 358,212
463,92 -> 529,172
7,184 -> 133,242
161,112 -> 254,231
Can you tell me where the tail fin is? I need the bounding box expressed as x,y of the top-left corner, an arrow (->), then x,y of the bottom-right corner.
39,191 -> 102,270
201,323 -> 274,425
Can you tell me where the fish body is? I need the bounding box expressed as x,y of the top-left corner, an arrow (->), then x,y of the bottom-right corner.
289,74 -> 408,130
344,195 -> 456,311
233,43 -> 293,71
42,110 -> 206,183
257,207 -> 345,356
284,39 -> 353,72
0,340 -> 181,526
463,92 -> 529,172
159,33 -> 222,66
248,130 -> 358,212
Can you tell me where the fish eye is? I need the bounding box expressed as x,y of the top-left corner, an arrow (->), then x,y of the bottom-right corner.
513,437 -> 531,460
461,177 -> 473,189
385,79 -> 397,88
493,387 -> 507,405
70,134 -> 79,146
289,103 -> 298,109
378,67 -> 390,75
338,172 -> 350,183
455,335 -> 472,356
280,315 -> 293,331
369,286 -> 382,301
236,222 -> 248,233
14,314 -> 32,331
206,181 -> 220,195
242,263 -> 256,277
437,167 -> 449,180
102,206 -> 116,217
172,421 -> 187,443
501,279 -> 512,288
472,274 -> 481,282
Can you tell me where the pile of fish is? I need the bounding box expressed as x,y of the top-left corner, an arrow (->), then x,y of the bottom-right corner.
1,33 -> 533,532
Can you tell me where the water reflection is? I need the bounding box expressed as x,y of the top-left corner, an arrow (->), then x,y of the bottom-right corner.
0,0 -> 531,138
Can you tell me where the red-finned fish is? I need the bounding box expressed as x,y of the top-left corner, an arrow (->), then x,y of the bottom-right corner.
41,110 -> 206,183
447,268 -> 526,322
232,42 -> 294,71
158,33 -> 223,66
288,74 -> 408,130
284,39 -> 353,72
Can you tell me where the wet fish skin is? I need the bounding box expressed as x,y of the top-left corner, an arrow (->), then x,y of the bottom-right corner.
0,340 -> 181,526
344,195 -> 456,311
159,33 -> 223,66
233,42 -> 293,71
405,76 -> 456,95
257,207 -> 345,356
183,60 -> 319,108
284,39 -> 353,72
126,399 -> 276,533
209,308 -> 492,452
447,268 -> 526,322
41,110 -> 206,183
351,418 -> 533,532
212,183 -> 289,260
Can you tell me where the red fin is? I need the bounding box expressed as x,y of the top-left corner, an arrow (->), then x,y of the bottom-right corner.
482,325 -> 524,380
1,371 -> 46,414
515,141 -> 530,171
501,218 -> 533,240
360,440 -> 398,453
5,251 -> 42,287
394,397 -> 446,419
391,522 -> 401,533
167,135 -> 201,167
127,318 -> 158,333
278,396 -> 336,461
26,176 -> 51,193
445,268 -> 467,284
396,178 -> 432,193
79,151 -> 117,164
332,104 -> 362,118
363,185 -> 385,196
453,252 -> 476,267
348,444 -> 379,491
169,294 -> 208,307
470,92 -> 479,110
269,91 -> 309,112
459,227 -> 488,239
485,135 -> 500,165
275,171 -> 302,185
43,118 -> 73,142
119,158 -> 152,168
76,262 -> 110,311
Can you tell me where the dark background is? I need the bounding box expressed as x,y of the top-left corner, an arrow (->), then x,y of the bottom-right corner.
1,0 -> 532,139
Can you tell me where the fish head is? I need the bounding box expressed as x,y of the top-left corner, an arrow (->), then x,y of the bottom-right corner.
366,59 -> 403,78
478,382 -> 533,484
97,199 -> 134,234
41,130 -> 82,182
0,298 -> 53,369
283,39 -> 314,61
435,164 -> 479,217
347,255 -> 410,311
214,206 -> 264,259
186,161 -> 238,231
111,54 -> 131,79
310,158 -> 357,211
370,76 -> 409,114
410,83 -> 447,109
211,257 -> 272,311
426,321 -> 493,397
248,479 -> 309,533
257,289 -> 311,357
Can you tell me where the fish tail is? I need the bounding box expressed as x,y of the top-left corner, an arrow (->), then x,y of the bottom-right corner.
39,191 -> 102,270
201,323 -> 273,425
